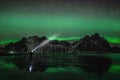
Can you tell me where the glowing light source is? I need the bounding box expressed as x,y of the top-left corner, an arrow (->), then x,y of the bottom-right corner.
9,51 -> 15,54
31,33 -> 60,52
29,65 -> 33,72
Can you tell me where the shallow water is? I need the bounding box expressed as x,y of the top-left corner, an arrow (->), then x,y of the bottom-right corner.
0,53 -> 120,80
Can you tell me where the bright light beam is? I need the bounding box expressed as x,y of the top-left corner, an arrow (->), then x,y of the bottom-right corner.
29,65 -> 33,72
31,33 -> 60,52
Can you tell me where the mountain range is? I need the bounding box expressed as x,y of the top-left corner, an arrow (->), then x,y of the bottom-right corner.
3,33 -> 120,53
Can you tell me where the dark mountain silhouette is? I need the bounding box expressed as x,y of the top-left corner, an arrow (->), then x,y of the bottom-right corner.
3,33 -> 120,53
4,35 -> 71,53
4,36 -> 47,53
71,33 -> 120,53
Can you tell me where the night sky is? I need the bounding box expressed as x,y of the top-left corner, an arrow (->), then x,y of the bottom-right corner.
0,0 -> 120,45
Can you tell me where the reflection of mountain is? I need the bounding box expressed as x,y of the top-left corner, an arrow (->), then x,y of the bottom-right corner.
4,33 -> 120,53
0,47 -> 4,53
78,55 -> 112,77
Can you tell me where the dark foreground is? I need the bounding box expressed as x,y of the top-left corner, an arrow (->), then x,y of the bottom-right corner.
0,53 -> 120,80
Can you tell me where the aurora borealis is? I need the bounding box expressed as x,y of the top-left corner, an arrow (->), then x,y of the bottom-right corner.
0,0 -> 120,45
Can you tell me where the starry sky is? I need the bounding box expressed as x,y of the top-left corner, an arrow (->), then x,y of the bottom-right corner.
0,0 -> 120,45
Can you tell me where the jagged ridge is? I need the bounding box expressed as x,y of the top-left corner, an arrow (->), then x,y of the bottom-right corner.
3,33 -> 120,53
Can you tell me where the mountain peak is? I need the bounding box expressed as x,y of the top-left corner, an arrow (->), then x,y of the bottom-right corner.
40,36 -> 48,40
91,33 -> 101,40
83,35 -> 90,41
3,34 -> 120,53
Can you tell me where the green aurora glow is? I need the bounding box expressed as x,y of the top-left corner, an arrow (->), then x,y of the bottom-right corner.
0,13 -> 120,44
0,0 -> 120,45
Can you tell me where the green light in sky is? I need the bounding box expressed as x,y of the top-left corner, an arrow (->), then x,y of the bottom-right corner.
0,39 -> 20,45
49,37 -> 80,41
0,13 -> 120,45
106,37 -> 120,44
0,13 -> 120,33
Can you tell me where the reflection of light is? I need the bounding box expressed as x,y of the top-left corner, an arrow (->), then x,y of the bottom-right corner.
32,33 -> 60,52
29,65 -> 33,72
9,51 -> 15,54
